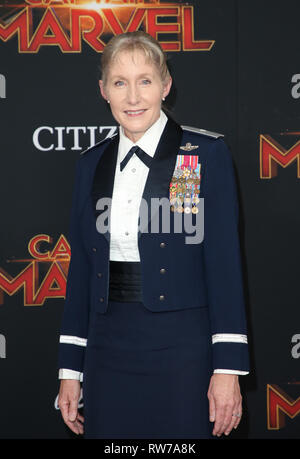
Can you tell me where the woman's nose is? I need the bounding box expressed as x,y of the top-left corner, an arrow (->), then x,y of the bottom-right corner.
126,85 -> 140,105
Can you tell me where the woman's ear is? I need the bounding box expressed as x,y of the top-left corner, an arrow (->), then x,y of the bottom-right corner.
162,76 -> 172,99
99,80 -> 108,101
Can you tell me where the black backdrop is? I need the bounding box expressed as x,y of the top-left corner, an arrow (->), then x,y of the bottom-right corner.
0,0 -> 299,439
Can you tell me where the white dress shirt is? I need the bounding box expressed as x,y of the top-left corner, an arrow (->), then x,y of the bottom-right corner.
59,110 -> 246,380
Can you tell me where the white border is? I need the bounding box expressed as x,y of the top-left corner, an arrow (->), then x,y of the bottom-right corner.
212,333 -> 248,344
59,335 -> 87,347
213,369 -> 249,375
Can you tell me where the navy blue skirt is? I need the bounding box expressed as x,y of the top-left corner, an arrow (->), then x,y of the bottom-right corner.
82,300 -> 213,439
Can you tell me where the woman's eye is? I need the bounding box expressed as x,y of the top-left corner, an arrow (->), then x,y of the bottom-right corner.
114,81 -> 124,87
141,79 -> 151,85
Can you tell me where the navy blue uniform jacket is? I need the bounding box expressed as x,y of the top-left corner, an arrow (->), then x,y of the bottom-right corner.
58,116 -> 250,377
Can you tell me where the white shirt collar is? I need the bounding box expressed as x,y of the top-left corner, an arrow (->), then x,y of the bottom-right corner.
118,110 -> 168,162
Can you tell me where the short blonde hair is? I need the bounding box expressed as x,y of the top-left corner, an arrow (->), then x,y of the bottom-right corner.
100,31 -> 171,87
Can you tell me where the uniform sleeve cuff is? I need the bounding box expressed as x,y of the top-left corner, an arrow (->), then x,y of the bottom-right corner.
213,369 -> 249,375
212,341 -> 250,373
58,368 -> 83,381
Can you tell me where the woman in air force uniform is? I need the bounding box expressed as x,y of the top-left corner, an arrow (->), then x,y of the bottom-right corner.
57,31 -> 250,439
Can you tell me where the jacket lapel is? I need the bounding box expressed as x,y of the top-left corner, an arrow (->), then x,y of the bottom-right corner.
91,134 -> 119,244
138,117 -> 183,237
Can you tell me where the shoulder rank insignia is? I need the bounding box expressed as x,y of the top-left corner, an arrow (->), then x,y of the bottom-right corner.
181,125 -> 224,139
180,142 -> 199,151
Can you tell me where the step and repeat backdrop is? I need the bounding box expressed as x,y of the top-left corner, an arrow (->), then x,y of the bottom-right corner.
0,0 -> 299,439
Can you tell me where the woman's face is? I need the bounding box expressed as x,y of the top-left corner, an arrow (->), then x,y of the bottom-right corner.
99,50 -> 172,143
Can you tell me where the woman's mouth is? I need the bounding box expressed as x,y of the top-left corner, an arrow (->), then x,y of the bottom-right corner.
124,109 -> 146,117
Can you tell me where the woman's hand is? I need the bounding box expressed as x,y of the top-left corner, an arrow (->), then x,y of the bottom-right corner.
207,373 -> 242,437
58,379 -> 84,435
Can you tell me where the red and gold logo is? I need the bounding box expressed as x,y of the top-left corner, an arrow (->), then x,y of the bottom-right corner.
260,133 -> 300,179
267,383 -> 300,430
0,0 -> 215,53
0,234 -> 70,306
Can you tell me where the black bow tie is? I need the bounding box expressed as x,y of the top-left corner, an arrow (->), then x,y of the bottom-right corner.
120,145 -> 153,172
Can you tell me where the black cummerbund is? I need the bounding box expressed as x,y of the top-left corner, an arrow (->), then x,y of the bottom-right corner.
108,261 -> 143,302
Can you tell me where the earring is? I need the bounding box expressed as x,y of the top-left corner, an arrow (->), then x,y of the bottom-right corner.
107,100 -> 110,104
162,97 -> 165,101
